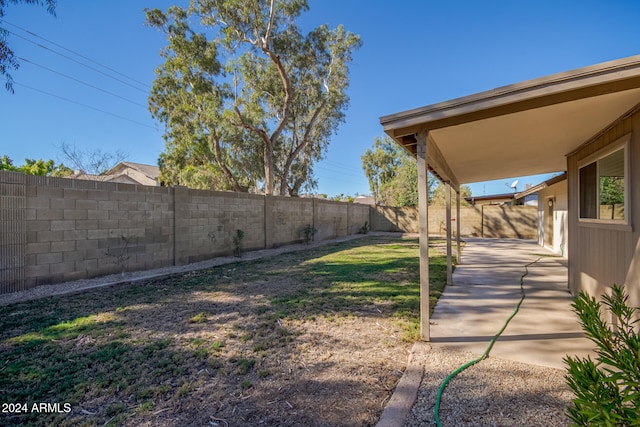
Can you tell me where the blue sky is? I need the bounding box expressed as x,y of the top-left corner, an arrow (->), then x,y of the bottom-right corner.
2,0 -> 640,197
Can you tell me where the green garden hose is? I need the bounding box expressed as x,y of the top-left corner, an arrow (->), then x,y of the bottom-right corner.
433,258 -> 541,427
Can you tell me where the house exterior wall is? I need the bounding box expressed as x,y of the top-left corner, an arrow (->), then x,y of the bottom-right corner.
567,111 -> 640,308
537,180 -> 568,257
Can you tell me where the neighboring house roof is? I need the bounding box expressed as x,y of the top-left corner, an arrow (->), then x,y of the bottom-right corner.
465,193 -> 515,205
514,172 -> 567,200
104,174 -> 143,185
354,195 -> 375,205
380,54 -> 640,187
105,162 -> 160,182
68,171 -> 104,181
69,161 -> 161,186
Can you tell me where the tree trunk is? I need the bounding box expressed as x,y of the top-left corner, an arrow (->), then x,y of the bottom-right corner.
264,143 -> 274,195
210,134 -> 244,193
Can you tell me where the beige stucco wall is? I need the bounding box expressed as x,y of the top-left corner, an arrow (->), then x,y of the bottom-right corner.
537,180 -> 568,257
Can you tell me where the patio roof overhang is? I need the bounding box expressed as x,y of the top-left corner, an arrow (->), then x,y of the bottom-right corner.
379,54 -> 640,342
380,54 -> 640,187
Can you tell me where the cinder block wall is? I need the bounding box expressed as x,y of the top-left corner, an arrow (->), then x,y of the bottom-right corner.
457,206 -> 483,236
174,188 -> 266,264
21,174 -> 175,289
481,205 -> 537,239
0,172 -> 376,294
0,170 -> 539,294
0,172 -> 26,293
314,199 -> 348,241
370,204 -> 536,238
347,203 -> 370,235
266,196 -> 314,247
370,206 -> 419,232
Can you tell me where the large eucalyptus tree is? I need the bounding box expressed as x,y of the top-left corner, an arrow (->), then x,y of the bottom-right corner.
146,0 -> 361,194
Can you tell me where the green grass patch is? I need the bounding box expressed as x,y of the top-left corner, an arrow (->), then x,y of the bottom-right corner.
236,358 -> 256,375
269,237 -> 448,340
188,312 -> 209,323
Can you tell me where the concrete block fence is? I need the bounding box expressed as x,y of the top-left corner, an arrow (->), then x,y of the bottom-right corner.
0,171 -> 371,294
0,171 -> 536,294
370,204 -> 537,239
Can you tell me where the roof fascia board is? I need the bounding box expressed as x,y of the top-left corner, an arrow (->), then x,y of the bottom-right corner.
381,55 -> 640,135
396,133 -> 460,190
465,193 -> 515,201
427,133 -> 459,190
514,172 -> 567,199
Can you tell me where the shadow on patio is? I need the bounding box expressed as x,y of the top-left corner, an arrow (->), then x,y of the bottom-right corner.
429,237 -> 594,369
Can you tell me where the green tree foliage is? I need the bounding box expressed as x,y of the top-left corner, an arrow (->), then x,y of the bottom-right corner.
380,160 -> 418,207
0,155 -> 16,171
146,1 -> 361,195
0,0 -> 56,92
361,136 -> 472,207
600,176 -> 624,206
564,285 -> 639,426
431,181 -> 472,207
361,135 -> 433,207
0,155 -> 72,176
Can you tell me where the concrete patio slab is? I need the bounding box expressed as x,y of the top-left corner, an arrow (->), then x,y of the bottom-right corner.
430,238 -> 595,369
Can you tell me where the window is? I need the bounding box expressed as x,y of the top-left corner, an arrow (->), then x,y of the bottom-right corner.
578,135 -> 629,224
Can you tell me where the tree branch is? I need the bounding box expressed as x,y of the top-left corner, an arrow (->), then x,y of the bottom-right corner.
262,0 -> 276,49
255,0 -> 292,148
278,99 -> 326,195
208,130 -> 243,192
232,105 -> 271,148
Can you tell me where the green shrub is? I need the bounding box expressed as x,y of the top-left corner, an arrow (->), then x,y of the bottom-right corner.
564,284 -> 640,426
302,224 -> 317,244
360,221 -> 369,234
233,229 -> 244,257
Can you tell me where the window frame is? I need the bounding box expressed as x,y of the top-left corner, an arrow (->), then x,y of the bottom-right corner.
577,134 -> 631,229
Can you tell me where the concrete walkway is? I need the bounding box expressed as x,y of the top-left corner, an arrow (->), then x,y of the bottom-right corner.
376,237 -> 597,427
430,238 -> 594,369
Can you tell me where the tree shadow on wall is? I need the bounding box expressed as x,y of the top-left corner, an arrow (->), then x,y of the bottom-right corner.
483,207 -> 537,239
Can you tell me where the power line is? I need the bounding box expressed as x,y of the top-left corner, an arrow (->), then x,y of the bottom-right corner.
314,164 -> 364,178
313,164 -> 365,179
18,56 -> 148,109
2,20 -> 151,90
323,159 -> 362,170
4,29 -> 149,94
2,78 -> 157,130
315,160 -> 363,177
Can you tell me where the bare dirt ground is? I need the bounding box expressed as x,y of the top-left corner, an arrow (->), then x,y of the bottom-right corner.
118,271 -> 412,426
1,234 -> 421,427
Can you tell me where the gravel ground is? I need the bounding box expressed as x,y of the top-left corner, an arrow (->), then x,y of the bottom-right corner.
405,345 -> 573,427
